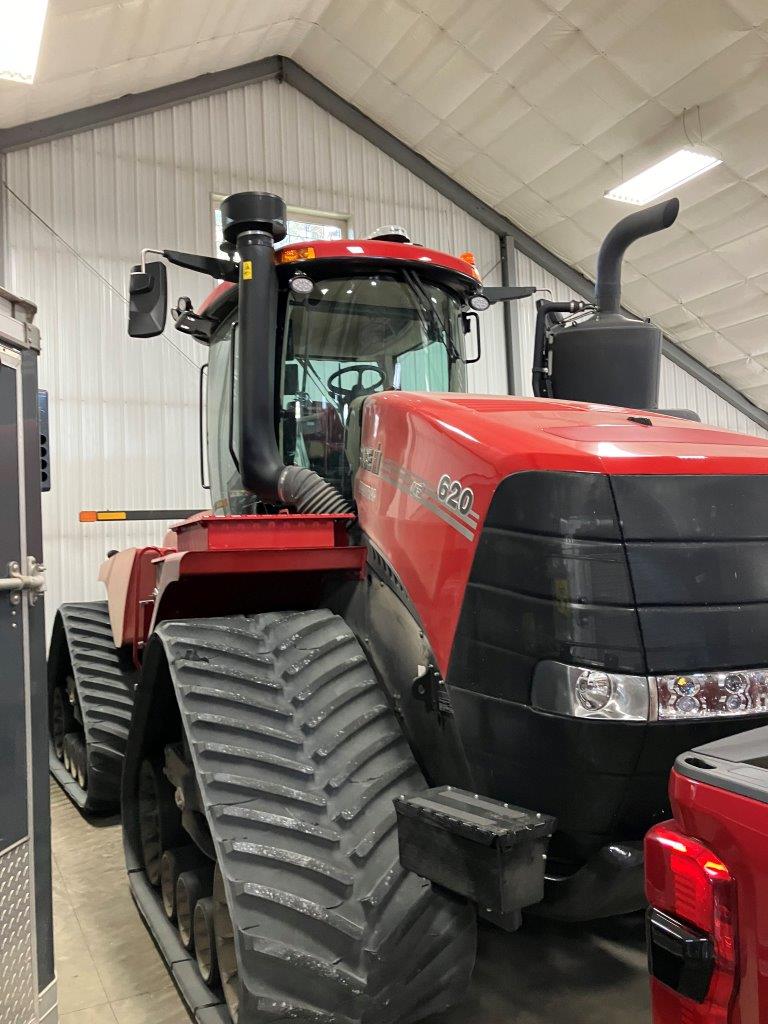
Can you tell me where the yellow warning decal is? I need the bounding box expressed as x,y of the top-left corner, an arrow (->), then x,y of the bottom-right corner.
242,260 -> 253,280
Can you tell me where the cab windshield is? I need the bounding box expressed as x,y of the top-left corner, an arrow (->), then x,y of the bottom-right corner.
206,270 -> 469,513
280,270 -> 468,497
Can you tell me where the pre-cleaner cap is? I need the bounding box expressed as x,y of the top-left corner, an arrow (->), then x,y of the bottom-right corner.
219,192 -> 288,245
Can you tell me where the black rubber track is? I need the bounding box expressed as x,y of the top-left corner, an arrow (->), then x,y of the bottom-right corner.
47,601 -> 137,812
154,609 -> 477,1024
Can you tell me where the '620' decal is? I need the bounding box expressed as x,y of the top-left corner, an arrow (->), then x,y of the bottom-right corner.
437,474 -> 474,516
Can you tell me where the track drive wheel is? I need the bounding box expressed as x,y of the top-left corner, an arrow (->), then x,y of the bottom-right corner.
153,609 -> 477,1024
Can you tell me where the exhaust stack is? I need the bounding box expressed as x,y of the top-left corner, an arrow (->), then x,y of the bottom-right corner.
595,198 -> 679,313
546,198 -> 680,410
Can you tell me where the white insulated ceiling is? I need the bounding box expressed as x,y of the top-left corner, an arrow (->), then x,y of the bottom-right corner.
4,0 -> 768,406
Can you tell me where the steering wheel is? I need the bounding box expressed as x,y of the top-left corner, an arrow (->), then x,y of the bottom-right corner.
327,364 -> 386,404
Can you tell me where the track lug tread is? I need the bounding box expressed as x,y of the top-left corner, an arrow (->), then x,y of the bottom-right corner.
223,840 -> 354,890
235,880 -> 365,941
325,732 -> 403,792
154,610 -> 475,1023
199,742 -> 315,777
243,932 -> 364,996
301,681 -> 377,734
188,711 -> 301,748
49,601 -> 137,812
334,760 -> 416,824
212,805 -> 341,845
200,771 -> 327,810
309,705 -> 390,762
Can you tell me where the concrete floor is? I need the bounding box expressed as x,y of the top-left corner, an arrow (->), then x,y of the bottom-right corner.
51,781 -> 650,1024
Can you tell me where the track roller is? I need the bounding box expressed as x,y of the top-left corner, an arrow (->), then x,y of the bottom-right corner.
62,733 -> 77,775
138,758 -> 184,887
160,847 -> 210,923
193,896 -> 220,989
176,865 -> 214,951
51,686 -> 75,761
71,735 -> 87,789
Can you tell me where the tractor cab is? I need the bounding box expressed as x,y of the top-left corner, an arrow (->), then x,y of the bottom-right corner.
203,237 -> 486,512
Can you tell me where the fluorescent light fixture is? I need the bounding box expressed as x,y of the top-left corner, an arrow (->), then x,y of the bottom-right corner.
0,0 -> 49,84
605,148 -> 722,205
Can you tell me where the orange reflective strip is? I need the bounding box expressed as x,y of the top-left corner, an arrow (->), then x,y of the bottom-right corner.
79,510 -> 126,522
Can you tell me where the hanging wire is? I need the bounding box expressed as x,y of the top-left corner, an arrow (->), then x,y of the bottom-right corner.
3,181 -> 201,372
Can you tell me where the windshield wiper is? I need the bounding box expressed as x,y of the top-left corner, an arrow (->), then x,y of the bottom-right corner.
403,269 -> 461,362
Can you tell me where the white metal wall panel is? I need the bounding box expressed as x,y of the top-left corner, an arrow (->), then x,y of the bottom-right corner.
3,79 -> 505,628
514,250 -> 768,439
657,357 -> 768,438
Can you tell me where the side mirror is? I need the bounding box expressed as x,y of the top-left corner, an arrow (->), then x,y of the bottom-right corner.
128,261 -> 167,337
461,310 -> 482,364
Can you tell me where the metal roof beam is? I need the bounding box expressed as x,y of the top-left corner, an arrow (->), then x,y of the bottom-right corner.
0,56 -> 283,151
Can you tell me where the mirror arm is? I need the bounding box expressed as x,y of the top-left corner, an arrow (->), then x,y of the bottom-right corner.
483,285 -> 537,304
163,249 -> 239,282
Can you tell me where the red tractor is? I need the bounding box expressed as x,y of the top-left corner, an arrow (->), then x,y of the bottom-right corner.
47,191 -> 768,1023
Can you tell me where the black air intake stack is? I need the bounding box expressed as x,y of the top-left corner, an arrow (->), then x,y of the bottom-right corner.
546,197 -> 679,410
221,192 -> 352,515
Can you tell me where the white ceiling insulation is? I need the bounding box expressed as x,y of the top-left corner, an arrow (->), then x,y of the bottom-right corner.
3,0 -> 768,405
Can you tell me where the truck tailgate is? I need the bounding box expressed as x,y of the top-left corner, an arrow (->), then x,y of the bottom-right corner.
667,726 -> 768,1023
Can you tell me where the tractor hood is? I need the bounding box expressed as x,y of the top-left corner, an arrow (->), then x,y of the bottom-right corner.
394,392 -> 768,478
356,389 -> 768,677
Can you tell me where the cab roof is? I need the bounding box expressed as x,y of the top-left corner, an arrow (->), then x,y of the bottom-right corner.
197,236 -> 482,318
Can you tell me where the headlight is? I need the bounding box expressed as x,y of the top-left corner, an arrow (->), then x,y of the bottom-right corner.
533,662 -> 768,722
532,662 -> 649,721
654,670 -> 768,720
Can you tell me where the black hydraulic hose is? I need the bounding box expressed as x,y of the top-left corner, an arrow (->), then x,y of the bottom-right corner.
532,303 -> 549,397
532,300 -> 586,397
595,197 -> 679,313
235,229 -> 353,515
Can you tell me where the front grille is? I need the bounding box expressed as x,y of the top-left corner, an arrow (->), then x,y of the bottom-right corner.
448,471 -> 768,700
448,472 -> 642,702
613,475 -> 768,674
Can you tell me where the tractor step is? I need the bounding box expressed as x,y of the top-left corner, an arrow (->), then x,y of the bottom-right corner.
395,786 -> 555,917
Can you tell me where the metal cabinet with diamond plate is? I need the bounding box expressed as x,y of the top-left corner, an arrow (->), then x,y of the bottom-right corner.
0,289 -> 55,1024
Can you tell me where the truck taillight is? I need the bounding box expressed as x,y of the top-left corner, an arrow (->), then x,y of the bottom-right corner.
645,823 -> 737,1023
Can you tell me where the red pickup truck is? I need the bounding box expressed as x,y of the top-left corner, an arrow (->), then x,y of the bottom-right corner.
646,727 -> 768,1023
